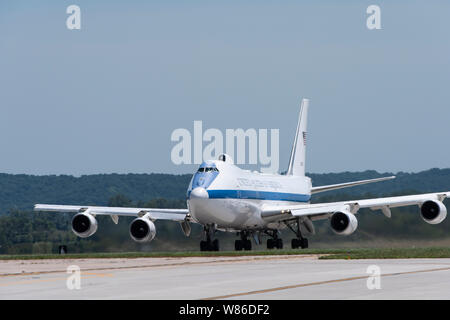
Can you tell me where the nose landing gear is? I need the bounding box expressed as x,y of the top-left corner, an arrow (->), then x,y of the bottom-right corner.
200,225 -> 219,251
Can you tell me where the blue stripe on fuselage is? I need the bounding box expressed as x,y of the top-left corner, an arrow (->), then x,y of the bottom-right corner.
206,189 -> 311,202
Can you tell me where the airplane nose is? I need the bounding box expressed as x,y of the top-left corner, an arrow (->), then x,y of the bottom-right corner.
190,187 -> 209,199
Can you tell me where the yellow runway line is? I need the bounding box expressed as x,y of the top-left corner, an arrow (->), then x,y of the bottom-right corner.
0,255 -> 319,278
0,272 -> 113,287
202,266 -> 450,300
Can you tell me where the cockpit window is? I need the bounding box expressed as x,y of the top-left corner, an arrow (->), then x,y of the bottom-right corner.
198,167 -> 205,172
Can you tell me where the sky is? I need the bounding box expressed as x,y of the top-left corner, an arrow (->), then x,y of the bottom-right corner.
0,1 -> 449,176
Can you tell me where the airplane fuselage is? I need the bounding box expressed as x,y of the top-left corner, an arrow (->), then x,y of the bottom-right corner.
187,157 -> 312,231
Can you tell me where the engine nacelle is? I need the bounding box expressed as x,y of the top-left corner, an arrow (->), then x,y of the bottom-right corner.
330,211 -> 358,235
420,200 -> 447,224
129,216 -> 156,242
71,212 -> 98,238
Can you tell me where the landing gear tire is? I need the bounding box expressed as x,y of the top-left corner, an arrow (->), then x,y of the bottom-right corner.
267,238 -> 275,249
212,239 -> 219,251
200,240 -> 208,251
267,238 -> 282,249
276,238 -> 283,249
200,239 -> 219,252
235,240 -> 243,251
300,238 -> 308,249
235,239 -> 251,251
291,238 -> 308,249
243,239 -> 252,251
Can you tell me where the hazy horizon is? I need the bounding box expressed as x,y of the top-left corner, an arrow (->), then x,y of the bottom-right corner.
1,167 -> 448,178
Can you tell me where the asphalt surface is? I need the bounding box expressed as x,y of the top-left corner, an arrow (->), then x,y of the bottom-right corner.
1,255 -> 450,299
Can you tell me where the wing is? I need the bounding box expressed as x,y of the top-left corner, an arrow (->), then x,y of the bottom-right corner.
34,204 -> 189,222
261,191 -> 450,222
311,176 -> 396,194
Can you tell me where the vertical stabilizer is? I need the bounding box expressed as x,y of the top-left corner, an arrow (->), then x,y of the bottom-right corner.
287,98 -> 309,176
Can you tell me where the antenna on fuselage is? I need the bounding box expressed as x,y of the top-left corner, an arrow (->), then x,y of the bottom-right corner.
218,153 -> 233,164
286,98 -> 309,176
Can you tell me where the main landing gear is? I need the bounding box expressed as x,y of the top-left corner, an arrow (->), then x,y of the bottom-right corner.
199,221 -> 309,251
234,231 -> 252,251
265,230 -> 283,249
200,225 -> 219,251
287,219 -> 309,249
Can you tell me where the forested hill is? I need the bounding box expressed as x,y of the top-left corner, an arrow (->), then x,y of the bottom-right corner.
0,173 -> 191,213
0,168 -> 449,213
310,168 -> 450,197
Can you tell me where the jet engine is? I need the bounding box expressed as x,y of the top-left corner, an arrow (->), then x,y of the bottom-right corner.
71,212 -> 98,238
330,211 -> 358,235
420,200 -> 447,225
129,216 -> 156,242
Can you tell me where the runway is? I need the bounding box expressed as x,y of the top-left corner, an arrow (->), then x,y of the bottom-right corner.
1,255 -> 450,299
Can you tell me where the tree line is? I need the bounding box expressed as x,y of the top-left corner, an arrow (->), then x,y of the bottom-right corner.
0,168 -> 449,254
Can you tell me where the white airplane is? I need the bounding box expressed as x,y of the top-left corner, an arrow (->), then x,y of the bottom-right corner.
35,99 -> 450,251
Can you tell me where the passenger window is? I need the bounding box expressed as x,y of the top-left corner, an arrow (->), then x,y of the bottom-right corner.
199,167 -> 218,173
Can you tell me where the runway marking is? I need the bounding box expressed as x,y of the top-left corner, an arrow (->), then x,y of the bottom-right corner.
0,255 -> 319,277
0,272 -> 113,287
202,266 -> 450,300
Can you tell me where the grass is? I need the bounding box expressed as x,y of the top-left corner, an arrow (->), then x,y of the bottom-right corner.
1,247 -> 450,260
319,247 -> 450,260
0,249 -> 339,260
